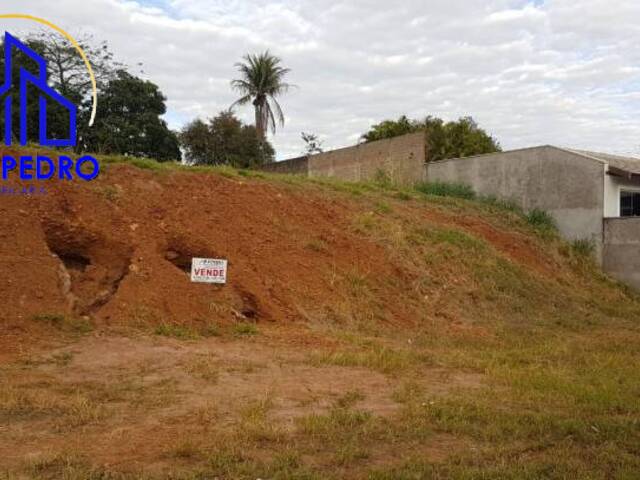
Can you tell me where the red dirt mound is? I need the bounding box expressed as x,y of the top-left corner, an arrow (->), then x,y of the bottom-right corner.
0,156 -> 415,335
0,150 -> 574,361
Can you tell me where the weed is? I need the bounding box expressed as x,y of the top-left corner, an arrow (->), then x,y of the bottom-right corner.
30,314 -> 93,334
184,354 -> 219,382
393,191 -> 413,201
154,323 -> 199,340
100,185 -> 120,202
31,313 -> 65,325
305,238 -> 328,252
309,344 -> 422,375
526,208 -> 557,233
374,201 -> 392,214
51,351 -> 74,367
334,390 -> 365,409
297,407 -> 372,436
373,169 -> 393,188
172,439 -> 202,459
233,322 -> 258,337
571,238 -> 595,257
415,181 -> 476,200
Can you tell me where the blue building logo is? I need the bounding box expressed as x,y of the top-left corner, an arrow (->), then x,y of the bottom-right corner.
0,31 -> 76,147
0,30 -> 98,185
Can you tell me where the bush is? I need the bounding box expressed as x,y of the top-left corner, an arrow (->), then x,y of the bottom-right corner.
526,208 -> 556,232
415,181 -> 476,200
571,238 -> 595,257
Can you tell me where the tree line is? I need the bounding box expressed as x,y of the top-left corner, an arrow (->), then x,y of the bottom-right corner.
0,33 -> 500,165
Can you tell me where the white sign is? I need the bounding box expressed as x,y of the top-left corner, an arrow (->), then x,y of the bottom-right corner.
191,258 -> 228,284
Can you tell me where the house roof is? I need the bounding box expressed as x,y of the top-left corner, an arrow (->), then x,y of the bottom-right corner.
560,148 -> 640,177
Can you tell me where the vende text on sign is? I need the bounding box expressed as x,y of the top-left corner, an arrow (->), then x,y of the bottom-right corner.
191,258 -> 228,284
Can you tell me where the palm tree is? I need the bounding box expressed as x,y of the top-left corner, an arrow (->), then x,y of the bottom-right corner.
230,51 -> 292,140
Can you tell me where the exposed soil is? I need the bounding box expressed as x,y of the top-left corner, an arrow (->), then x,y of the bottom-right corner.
3,149 -> 631,477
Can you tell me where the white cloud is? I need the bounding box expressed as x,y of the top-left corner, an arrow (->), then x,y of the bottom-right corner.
1,0 -> 639,158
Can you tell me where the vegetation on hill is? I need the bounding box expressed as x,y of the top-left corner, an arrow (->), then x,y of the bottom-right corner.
362,115 -> 501,161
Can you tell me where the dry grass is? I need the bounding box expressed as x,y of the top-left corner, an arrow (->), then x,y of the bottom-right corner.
3,173 -> 640,479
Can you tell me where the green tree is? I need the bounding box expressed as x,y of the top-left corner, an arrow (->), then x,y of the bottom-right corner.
361,115 -> 501,161
81,70 -> 180,161
180,111 -> 274,168
360,115 -> 420,142
230,51 -> 292,140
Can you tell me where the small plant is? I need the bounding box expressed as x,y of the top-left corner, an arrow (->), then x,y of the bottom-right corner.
233,322 -> 258,337
31,313 -> 66,325
201,323 -> 222,337
415,181 -> 476,200
373,169 -> 393,188
185,354 -> 219,382
305,238 -> 329,252
173,440 -> 201,459
154,323 -> 199,340
570,238 -> 595,257
480,195 -> 521,213
51,351 -> 74,367
67,317 -> 94,334
394,191 -> 413,201
526,208 -> 557,233
100,185 -> 120,202
30,314 -> 93,334
374,201 -> 392,214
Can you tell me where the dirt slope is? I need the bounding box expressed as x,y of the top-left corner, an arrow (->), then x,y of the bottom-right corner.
2,149 -> 640,478
0,147 -> 634,346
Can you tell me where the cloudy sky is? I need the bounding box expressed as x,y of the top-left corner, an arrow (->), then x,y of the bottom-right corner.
2,0 -> 640,159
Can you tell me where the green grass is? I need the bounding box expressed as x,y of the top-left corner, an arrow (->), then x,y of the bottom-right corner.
154,323 -> 200,340
415,181 -> 476,200
526,207 -> 557,234
571,238 -> 596,257
232,322 -> 259,337
308,344 -> 427,375
30,313 -> 93,334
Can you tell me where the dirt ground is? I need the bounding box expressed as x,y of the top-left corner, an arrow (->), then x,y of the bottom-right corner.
0,326 -> 482,475
2,152 -> 640,478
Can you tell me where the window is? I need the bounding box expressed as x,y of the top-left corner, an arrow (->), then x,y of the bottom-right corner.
620,191 -> 640,217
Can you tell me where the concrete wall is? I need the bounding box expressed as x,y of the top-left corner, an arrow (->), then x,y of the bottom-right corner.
261,155 -> 309,175
261,133 -> 426,186
426,146 -> 606,260
603,218 -> 640,289
308,132 -> 426,185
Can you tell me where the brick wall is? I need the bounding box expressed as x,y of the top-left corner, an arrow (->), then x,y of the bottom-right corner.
261,133 -> 426,185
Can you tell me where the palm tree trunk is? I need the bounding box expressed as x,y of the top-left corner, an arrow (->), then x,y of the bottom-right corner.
253,97 -> 266,140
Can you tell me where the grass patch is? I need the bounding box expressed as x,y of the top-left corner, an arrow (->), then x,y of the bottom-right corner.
233,322 -> 258,337
308,344 -> 424,375
526,207 -> 557,234
31,313 -> 66,324
30,313 -> 93,334
184,354 -> 219,382
571,238 -> 595,257
415,181 -> 476,200
154,323 -> 200,340
305,238 -> 329,253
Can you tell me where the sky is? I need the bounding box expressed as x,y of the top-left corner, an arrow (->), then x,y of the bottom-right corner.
1,0 -> 639,159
